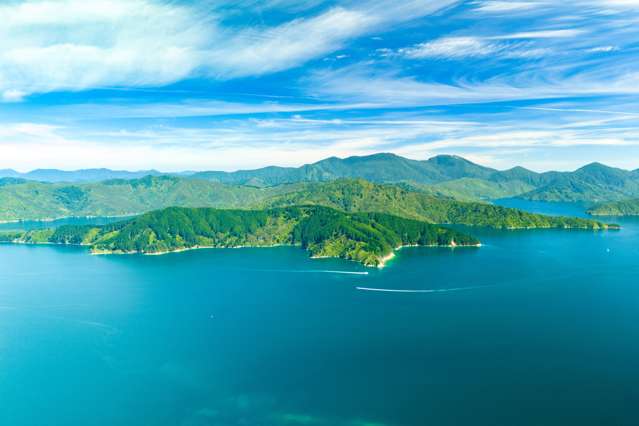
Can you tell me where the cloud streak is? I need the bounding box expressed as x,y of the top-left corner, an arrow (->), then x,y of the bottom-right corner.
0,0 -> 460,100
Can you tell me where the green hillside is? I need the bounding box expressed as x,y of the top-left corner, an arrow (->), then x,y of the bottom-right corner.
6,154 -> 639,204
518,163 -> 639,203
1,206 -> 480,267
0,176 -> 615,230
0,175 -> 297,222
260,179 -> 614,230
417,178 -> 536,201
587,199 -> 639,216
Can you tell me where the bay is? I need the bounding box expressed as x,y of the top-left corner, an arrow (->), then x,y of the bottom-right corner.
1,202 -> 638,425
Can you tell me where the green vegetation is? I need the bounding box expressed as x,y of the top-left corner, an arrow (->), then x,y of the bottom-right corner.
6,154 -> 639,204
517,163 -> 639,203
189,153 -> 639,203
190,153 -> 499,186
587,199 -> 639,216
260,180 -> 615,229
1,206 -> 480,267
0,175 -> 298,222
406,178 -> 536,202
0,176 -> 614,229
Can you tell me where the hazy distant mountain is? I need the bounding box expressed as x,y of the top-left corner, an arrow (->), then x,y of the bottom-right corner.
0,168 -> 167,182
0,169 -> 21,179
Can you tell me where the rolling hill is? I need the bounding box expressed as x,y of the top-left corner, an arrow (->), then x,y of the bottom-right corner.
0,176 -> 614,230
259,179 -> 613,229
4,153 -> 639,206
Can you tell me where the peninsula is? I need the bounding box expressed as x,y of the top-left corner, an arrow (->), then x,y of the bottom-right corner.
0,206 -> 480,267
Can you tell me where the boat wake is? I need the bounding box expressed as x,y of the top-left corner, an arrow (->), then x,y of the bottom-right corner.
356,285 -> 488,293
266,269 -> 369,275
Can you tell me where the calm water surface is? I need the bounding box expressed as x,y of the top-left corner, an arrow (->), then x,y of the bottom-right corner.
1,201 -> 638,425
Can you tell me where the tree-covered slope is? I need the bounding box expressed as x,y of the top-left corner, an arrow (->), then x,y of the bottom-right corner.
6,154 -> 639,205
259,179 -> 615,229
0,175 -> 298,222
518,163 -> 639,203
187,154 -> 639,203
2,206 -> 480,267
587,199 -> 639,216
0,176 -> 616,229
417,178 -> 536,201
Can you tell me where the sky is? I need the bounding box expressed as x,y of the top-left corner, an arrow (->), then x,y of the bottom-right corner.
2,0 -> 639,172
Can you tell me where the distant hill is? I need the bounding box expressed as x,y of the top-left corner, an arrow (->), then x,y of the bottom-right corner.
4,153 -> 639,202
190,154 -> 639,203
0,168 -> 167,182
0,177 -> 613,229
519,163 -> 639,203
587,199 -> 639,216
190,153 -> 498,186
0,175 -> 295,221
259,179 -> 613,230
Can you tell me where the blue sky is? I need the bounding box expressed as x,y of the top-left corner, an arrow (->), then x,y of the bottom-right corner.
2,0 -> 639,172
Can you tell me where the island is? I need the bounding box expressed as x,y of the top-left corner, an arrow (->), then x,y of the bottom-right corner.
0,206 -> 481,267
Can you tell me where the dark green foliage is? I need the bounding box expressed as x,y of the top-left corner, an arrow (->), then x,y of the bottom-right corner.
7,206 -> 479,267
49,225 -> 96,244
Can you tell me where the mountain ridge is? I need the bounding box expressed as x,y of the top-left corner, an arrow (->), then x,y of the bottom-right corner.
4,153 -> 639,203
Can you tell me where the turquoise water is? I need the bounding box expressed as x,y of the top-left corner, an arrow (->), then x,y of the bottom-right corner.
1,203 -> 639,425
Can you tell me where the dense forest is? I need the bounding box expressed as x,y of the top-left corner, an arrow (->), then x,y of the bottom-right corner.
262,180 -> 615,229
1,206 -> 480,267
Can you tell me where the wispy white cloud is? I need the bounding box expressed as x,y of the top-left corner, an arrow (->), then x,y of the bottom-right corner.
0,0 -> 209,101
473,1 -> 544,13
398,36 -> 552,60
488,29 -> 586,39
4,99 -> 639,172
400,37 -> 501,59
205,7 -> 374,78
587,45 -> 619,52
0,0 -> 460,100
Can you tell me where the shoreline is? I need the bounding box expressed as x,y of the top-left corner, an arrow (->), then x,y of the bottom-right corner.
4,239 -> 481,268
0,213 -> 138,225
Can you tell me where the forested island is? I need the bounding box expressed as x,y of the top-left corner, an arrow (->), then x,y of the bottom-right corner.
0,206 -> 480,267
